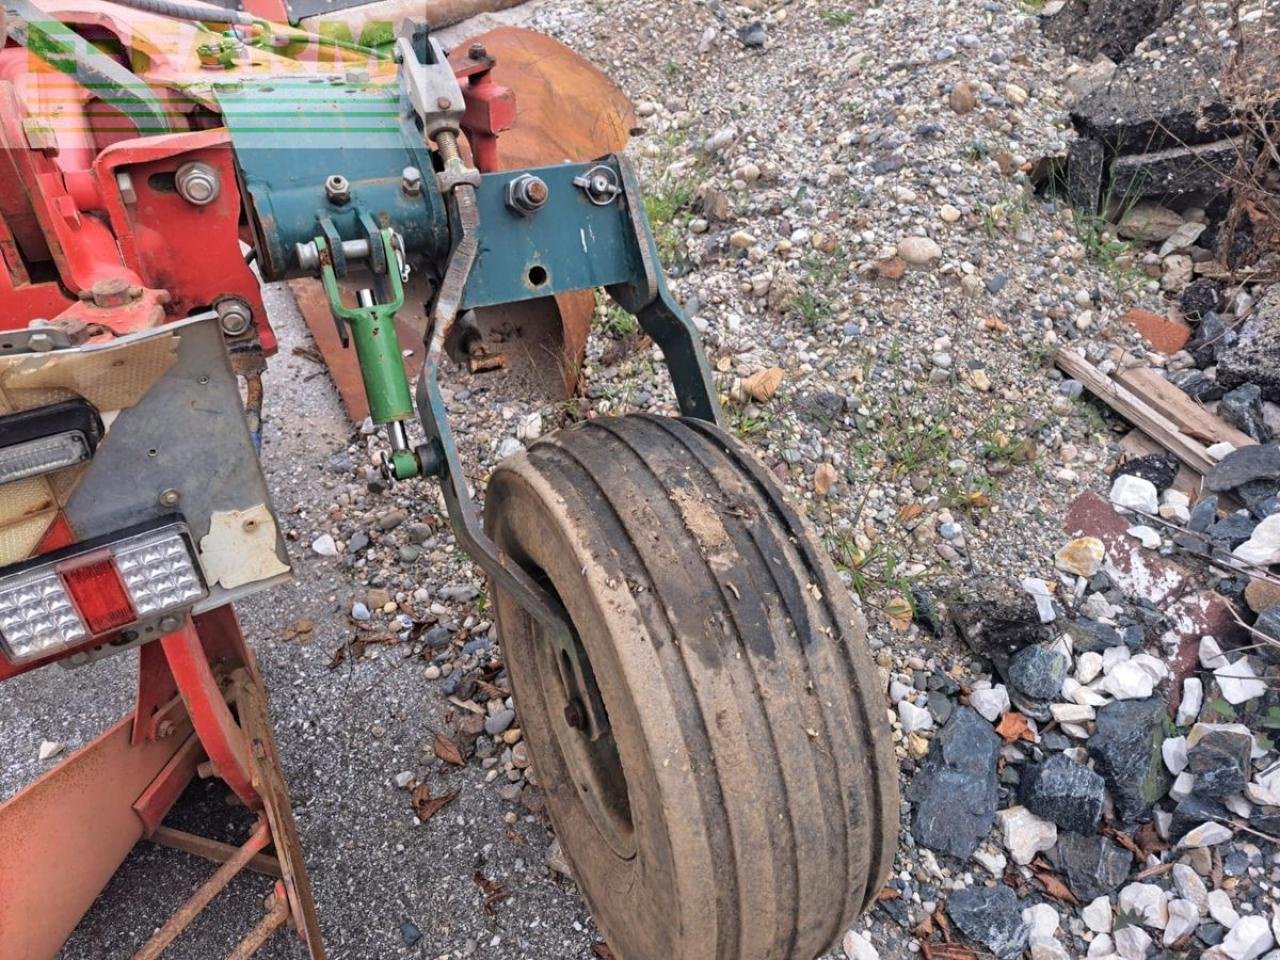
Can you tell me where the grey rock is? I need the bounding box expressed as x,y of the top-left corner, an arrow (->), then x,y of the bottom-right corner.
1008,645 -> 1068,701
1207,512 -> 1258,549
405,523 -> 434,545
1066,138 -> 1106,213
737,21 -> 765,47
1206,443 -> 1280,492
1219,383 -> 1271,443
951,581 -> 1051,668
1186,313 -> 1235,368
1188,727 -> 1252,798
328,452 -> 354,474
351,602 -> 372,622
1236,478 -> 1280,520
1087,697 -> 1173,822
907,708 -> 1001,858
1053,832 -> 1134,901
1188,495 -> 1220,534
1020,753 -> 1106,834
400,922 -> 423,948
439,584 -> 480,603
1169,368 -> 1226,403
485,709 -> 516,737
946,885 -> 1028,960
1218,290 -> 1280,401
347,531 -> 370,553
377,509 -> 408,532
1170,794 -> 1231,840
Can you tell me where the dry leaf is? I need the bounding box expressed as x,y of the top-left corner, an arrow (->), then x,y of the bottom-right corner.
877,887 -> 901,901
1034,869 -> 1080,906
474,870 -> 511,916
966,491 -> 992,509
898,503 -> 925,522
814,463 -> 837,496
433,731 -> 465,766
982,316 -> 1009,333
411,784 -> 459,822
743,366 -> 784,402
921,944 -> 977,960
1103,824 -> 1145,859
592,945 -> 616,960
884,595 -> 914,632
994,711 -> 1035,743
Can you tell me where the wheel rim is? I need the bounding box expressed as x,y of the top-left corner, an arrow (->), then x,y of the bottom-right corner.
528,578 -> 637,861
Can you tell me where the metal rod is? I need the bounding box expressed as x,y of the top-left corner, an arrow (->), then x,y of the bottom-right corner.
131,819 -> 272,960
225,885 -> 291,960
150,826 -> 283,879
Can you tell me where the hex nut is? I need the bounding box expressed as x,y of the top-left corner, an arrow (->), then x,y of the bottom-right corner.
325,174 -> 351,205
175,161 -> 220,206
504,174 -> 550,216
402,166 -> 423,197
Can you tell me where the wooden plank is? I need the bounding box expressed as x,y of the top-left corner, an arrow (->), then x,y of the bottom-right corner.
1056,348 -> 1217,475
1114,366 -> 1256,449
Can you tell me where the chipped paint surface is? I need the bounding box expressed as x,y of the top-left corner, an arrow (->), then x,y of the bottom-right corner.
198,504 -> 290,590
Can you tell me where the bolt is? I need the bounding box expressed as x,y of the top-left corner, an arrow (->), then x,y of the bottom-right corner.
242,517 -> 259,533
158,614 -> 182,633
175,161 -> 220,206
90,277 -> 133,308
26,332 -> 53,352
402,165 -> 423,197
324,174 -> 351,205
436,96 -> 452,111
159,488 -> 180,507
215,297 -> 253,336
469,43 -> 487,60
563,699 -> 586,731
504,174 -> 550,216
156,720 -> 175,739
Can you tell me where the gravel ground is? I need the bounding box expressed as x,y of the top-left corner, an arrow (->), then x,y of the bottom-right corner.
1,0 -> 1240,957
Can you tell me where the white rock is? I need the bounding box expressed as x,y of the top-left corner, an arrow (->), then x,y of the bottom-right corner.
1103,645 -> 1132,671
1163,736 -> 1189,775
842,930 -> 879,960
970,685 -> 1011,722
1222,915 -> 1275,960
897,700 -> 934,733
897,235 -> 942,265
888,680 -> 913,703
1052,702 -> 1095,723
1177,677 -> 1204,726
1022,577 -> 1057,623
1031,939 -> 1071,960
1102,660 -> 1156,700
1247,781 -> 1280,806
1119,882 -> 1170,929
1131,654 -> 1169,682
972,846 -> 1007,876
1216,657 -> 1267,705
1209,890 -> 1241,928
1170,770 -> 1196,801
497,436 -> 524,460
1114,924 -> 1153,960
1207,441 -> 1238,461
38,740 -> 64,761
1223,793 -> 1252,818
1235,514 -> 1280,566
1077,651 -> 1104,684
998,805 -> 1058,865
311,533 -> 338,557
1110,474 -> 1159,515
1172,864 -> 1207,913
1024,903 -> 1061,940
1127,525 -> 1163,549
1083,896 -> 1114,933
393,771 -> 415,789
1087,933 -> 1114,958
1181,821 -> 1233,847
1164,899 -> 1200,946
1200,636 -> 1229,670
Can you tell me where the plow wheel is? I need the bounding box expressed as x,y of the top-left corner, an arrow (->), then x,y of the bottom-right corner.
484,414 -> 899,960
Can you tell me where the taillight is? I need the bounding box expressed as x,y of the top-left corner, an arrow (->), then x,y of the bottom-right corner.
0,520 -> 206,664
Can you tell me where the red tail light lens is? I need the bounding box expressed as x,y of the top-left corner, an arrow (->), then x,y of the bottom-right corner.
58,552 -> 135,634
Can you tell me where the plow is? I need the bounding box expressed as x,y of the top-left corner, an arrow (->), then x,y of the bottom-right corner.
0,2 -> 897,958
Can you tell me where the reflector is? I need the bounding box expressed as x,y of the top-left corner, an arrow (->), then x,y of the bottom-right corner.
58,552 -> 134,635
0,568 -> 86,662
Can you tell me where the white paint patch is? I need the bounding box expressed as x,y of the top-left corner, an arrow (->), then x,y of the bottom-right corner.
199,504 -> 290,589
580,228 -> 588,253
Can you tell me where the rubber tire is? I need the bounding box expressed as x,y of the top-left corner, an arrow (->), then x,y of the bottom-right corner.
484,414 -> 898,960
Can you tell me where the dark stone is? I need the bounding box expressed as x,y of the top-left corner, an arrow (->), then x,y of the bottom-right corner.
400,922 -> 423,948
737,21 -> 766,47
1181,278 -> 1224,319
946,885 -> 1029,960
1065,618 -> 1123,653
1199,923 -> 1227,947
1116,453 -> 1180,492
1256,608 -> 1280,642
1053,832 -> 1134,902
1043,0 -> 1180,63
1206,512 -> 1259,549
1087,698 -> 1173,822
1218,290 -> 1280,401
1109,138 -> 1242,200
1169,368 -> 1226,402
347,531 -> 370,553
1066,138 -> 1106,213
1188,495 -> 1220,531
1206,443 -> 1280,492
908,708 -> 1001,859
1219,383 -> 1271,443
1020,754 -> 1106,833
1008,645 -> 1069,701
986,273 -> 1008,295
930,696 -> 955,727
1170,794 -> 1231,840
1188,727 -> 1252,798
1186,313 -> 1236,368
951,581 -> 1051,668
1237,478 -> 1280,520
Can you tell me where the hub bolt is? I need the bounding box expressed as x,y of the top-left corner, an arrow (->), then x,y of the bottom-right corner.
469,43 -> 488,60
215,297 -> 253,336
89,277 -> 134,308
325,174 -> 351,205
402,166 -> 423,197
175,161 -> 220,206
504,173 -> 550,216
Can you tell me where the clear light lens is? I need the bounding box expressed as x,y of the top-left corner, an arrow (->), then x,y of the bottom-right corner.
0,431 -> 90,484
113,526 -> 204,616
0,568 -> 86,662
